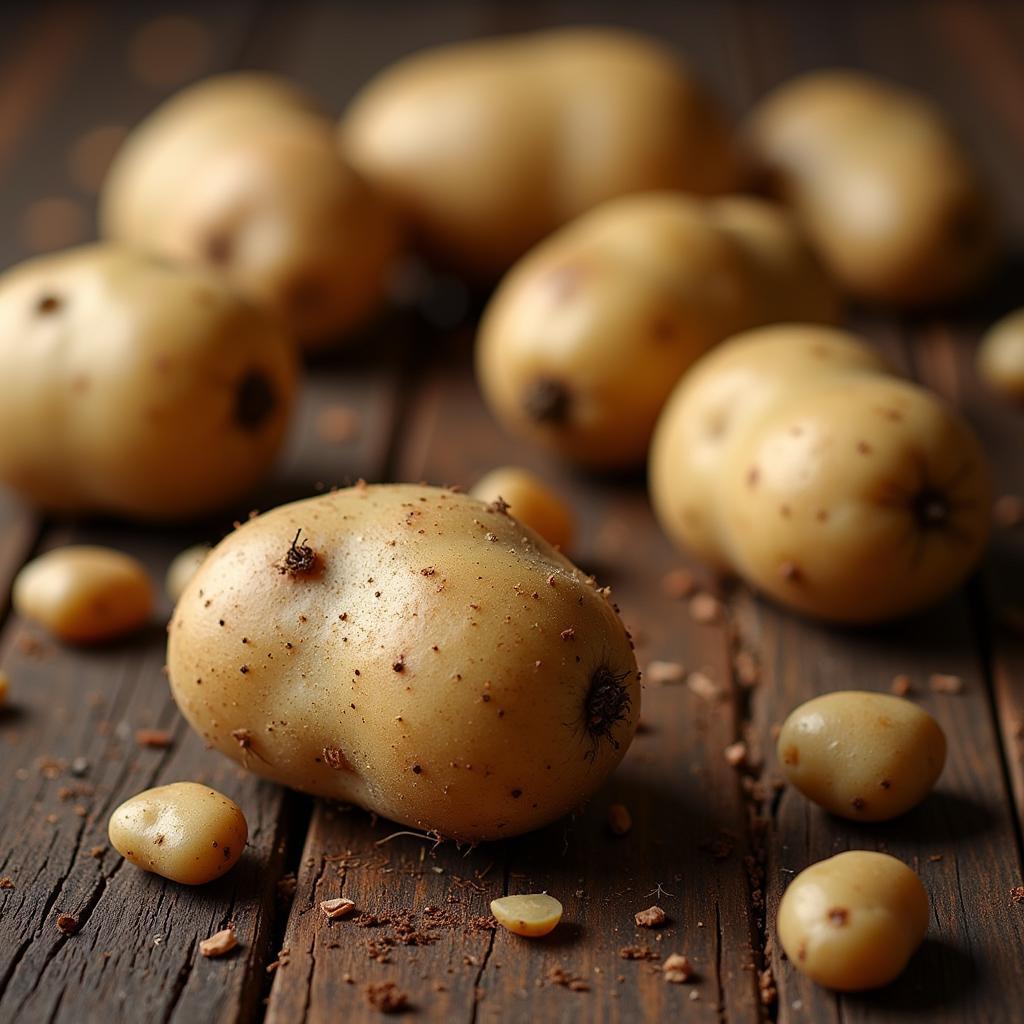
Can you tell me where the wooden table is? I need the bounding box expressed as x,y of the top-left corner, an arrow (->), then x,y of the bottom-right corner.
1,2 -> 1023,1021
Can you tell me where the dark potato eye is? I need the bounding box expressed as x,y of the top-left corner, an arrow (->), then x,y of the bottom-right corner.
235,370 -> 276,430
910,487 -> 950,530
522,377 -> 570,425
36,293 -> 62,314
204,232 -> 233,266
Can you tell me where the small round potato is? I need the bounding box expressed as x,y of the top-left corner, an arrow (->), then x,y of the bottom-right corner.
470,467 -> 575,551
478,193 -> 839,468
108,782 -> 248,885
341,28 -> 740,276
102,73 -> 401,348
490,893 -> 563,937
167,484 -> 639,842
13,546 -> 154,644
744,71 -> 995,305
166,545 -> 211,603
978,309 -> 1024,403
0,244 -> 297,520
649,325 -> 992,622
777,851 -> 929,990
778,691 -> 946,821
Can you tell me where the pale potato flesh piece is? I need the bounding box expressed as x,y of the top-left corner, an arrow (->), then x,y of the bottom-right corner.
108,782 -> 248,885
477,193 -> 839,469
0,244 -> 297,520
978,308 -> 1024,403
490,893 -> 563,937
778,691 -> 946,821
470,466 -> 575,551
777,851 -> 929,990
13,546 -> 154,644
341,28 -> 740,276
745,70 -> 995,305
167,484 -> 639,842
649,324 -> 992,622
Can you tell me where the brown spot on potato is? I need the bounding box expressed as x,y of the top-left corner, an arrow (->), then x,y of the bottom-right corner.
851,797 -> 866,811
36,293 -> 62,314
779,562 -> 802,583
828,907 -> 849,926
856,441 -> 873,455
522,377 -> 570,425
747,466 -> 760,488
782,745 -> 799,766
322,747 -> 351,771
235,370 -> 276,430
204,231 -> 232,265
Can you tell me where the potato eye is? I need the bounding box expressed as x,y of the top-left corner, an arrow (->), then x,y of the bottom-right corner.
522,377 -> 570,425
35,293 -> 62,314
204,231 -> 233,266
910,486 -> 950,530
582,664 -> 632,758
234,370 -> 276,430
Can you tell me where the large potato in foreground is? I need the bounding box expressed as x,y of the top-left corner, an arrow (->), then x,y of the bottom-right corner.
477,193 -> 839,468
102,73 -> 401,349
341,28 -> 740,276
0,244 -> 297,520
167,484 -> 640,841
650,325 -> 992,622
744,71 -> 995,305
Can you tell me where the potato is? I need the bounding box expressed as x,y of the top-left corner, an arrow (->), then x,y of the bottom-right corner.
166,545 -> 211,603
108,782 -> 248,885
744,71 -> 995,305
341,28 -> 740,276
649,325 -> 992,622
167,483 -> 639,842
490,894 -> 563,937
477,193 -> 840,468
0,244 -> 297,520
778,691 -> 946,821
777,851 -> 928,990
13,546 -> 154,644
470,467 -> 574,551
978,309 -> 1024,403
102,73 -> 401,348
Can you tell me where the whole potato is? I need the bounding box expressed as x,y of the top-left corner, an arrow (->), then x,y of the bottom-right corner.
977,308 -> 1024,403
745,71 -> 995,305
777,851 -> 929,990
650,325 -> 991,622
341,28 -> 740,276
167,484 -> 639,842
477,193 -> 840,468
0,244 -> 297,520
102,73 -> 401,349
778,691 -> 946,821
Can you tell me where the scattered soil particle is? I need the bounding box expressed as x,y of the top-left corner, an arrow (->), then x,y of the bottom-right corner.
365,981 -> 409,1013
321,897 -> 356,920
635,905 -> 667,928
200,926 -> 238,958
1011,886 -> 1024,904
645,660 -> 686,686
607,803 -> 632,836
687,671 -> 723,703
55,913 -> 79,936
661,569 -> 697,599
724,742 -> 747,768
663,953 -> 695,983
890,674 -> 912,696
547,966 -> 590,992
619,945 -> 659,961
0,878 -> 13,890
688,592 -> 722,625
929,673 -> 963,694
733,649 -> 760,687
135,728 -> 173,748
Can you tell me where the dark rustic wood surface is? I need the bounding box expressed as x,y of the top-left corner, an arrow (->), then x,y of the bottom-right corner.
0,2 -> 1023,1022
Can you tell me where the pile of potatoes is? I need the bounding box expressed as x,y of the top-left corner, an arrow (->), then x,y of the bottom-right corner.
0,24 -> 1012,998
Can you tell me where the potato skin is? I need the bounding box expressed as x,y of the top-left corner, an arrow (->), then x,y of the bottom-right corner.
777,851 -> 929,991
0,244 -> 297,520
778,691 -> 946,821
745,71 -> 995,305
167,484 -> 639,842
650,325 -> 992,622
102,73 -> 401,349
477,193 -> 840,468
341,28 -> 740,276
470,467 -> 575,552
978,308 -> 1024,403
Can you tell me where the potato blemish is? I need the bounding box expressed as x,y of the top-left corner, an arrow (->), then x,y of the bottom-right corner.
522,377 -> 570,425
582,665 -> 632,759
235,369 -> 276,429
277,529 -> 319,576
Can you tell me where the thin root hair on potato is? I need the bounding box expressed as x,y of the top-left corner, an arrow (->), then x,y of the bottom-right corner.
277,529 -> 319,576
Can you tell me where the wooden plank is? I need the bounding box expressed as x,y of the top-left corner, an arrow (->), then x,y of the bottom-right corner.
734,3 -> 1024,1022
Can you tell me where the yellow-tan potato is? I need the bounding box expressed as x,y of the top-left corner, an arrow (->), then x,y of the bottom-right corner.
978,309 -> 1024,403
108,782 -> 247,885
102,73 -> 401,348
477,193 -> 840,468
470,467 -> 575,551
167,484 -> 639,842
744,71 -> 995,305
490,894 -> 563,937
777,851 -> 928,990
166,545 -> 212,603
778,691 -> 946,821
0,669 -> 9,707
650,325 -> 992,622
341,28 -> 740,276
0,244 -> 297,520
13,546 -> 154,644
